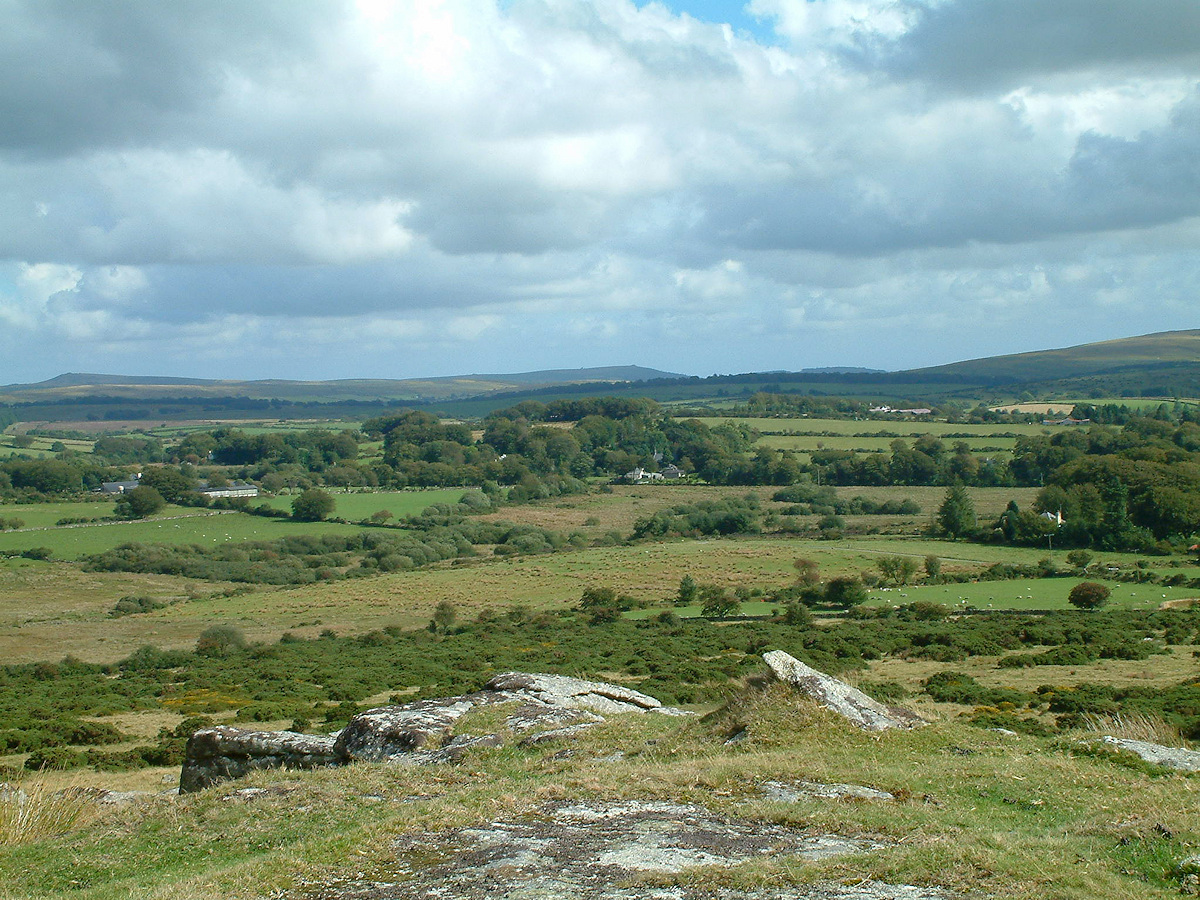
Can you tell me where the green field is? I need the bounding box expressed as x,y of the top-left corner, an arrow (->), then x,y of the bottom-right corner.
0,499 -> 120,529
864,579 -> 1199,611
256,488 -> 469,521
0,510 -> 365,560
687,416 -> 1054,437
0,491 -> 470,560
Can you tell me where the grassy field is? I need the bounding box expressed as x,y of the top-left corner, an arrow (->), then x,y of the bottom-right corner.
4,527 -> 1190,666
0,499 -> 121,530
686,416 -> 1055,437
255,488 -> 468,521
0,509 -> 364,560
0,490 -> 468,561
863,579 -> 1200,612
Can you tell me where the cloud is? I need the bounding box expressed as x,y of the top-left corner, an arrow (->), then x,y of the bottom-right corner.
860,0 -> 1200,92
0,0 -> 1196,381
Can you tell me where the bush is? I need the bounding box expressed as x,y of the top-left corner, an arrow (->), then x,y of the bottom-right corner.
1068,581 -> 1111,610
114,486 -> 166,519
195,625 -> 248,657
109,595 -> 167,617
292,489 -> 335,522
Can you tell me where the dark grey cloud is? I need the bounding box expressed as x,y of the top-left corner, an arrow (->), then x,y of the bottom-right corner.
868,0 -> 1200,90
0,0 -> 344,157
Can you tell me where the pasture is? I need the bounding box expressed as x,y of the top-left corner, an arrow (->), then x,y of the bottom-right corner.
0,490 -> 469,561
685,416 -> 1055,438
255,488 -> 468,521
3,525 -> 1190,666
0,509 -> 364,560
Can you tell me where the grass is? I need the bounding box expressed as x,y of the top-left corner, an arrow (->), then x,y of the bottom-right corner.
0,779 -> 98,848
0,693 -> 1196,899
4,526 -> 1187,666
864,579 -> 1199,612
686,417 -> 1055,438
255,488 -> 468,521
0,500 -> 120,530
0,508 -> 364,560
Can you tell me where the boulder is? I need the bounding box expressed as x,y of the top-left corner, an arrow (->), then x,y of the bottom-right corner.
1099,736 -> 1200,772
484,672 -> 667,713
762,650 -> 926,731
180,726 -> 340,793
181,672 -> 675,792
335,697 -> 477,762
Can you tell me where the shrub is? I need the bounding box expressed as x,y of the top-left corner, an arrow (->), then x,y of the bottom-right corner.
195,625 -> 248,657
824,576 -> 869,608
292,488 -> 335,522
1068,581 -> 1111,610
114,486 -> 166,519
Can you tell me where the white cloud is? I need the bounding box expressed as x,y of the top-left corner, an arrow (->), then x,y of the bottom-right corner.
0,0 -> 1196,381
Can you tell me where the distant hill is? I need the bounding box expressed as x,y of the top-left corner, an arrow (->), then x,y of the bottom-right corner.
908,330 -> 1200,384
2,332 -> 1196,425
0,366 -> 684,406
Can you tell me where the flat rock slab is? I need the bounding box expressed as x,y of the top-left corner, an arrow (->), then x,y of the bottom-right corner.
306,800 -> 960,899
485,672 -> 675,714
182,672 -> 674,792
763,780 -> 896,803
180,727 -> 340,794
762,651 -> 926,732
1099,736 -> 1200,772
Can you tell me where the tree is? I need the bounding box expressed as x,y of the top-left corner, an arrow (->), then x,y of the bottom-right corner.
195,625 -> 247,657
675,575 -> 699,606
292,488 -> 335,522
937,484 -> 976,540
578,586 -> 634,624
138,466 -> 198,503
1068,581 -> 1110,610
429,600 -> 457,633
792,557 -> 820,587
877,555 -> 917,586
924,555 -> 942,583
699,584 -> 739,619
824,576 -> 868,608
114,486 -> 165,519
1065,549 -> 1093,571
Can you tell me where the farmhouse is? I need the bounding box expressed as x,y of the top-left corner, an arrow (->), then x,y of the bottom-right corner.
199,482 -> 259,499
624,467 -> 664,483
99,478 -> 141,494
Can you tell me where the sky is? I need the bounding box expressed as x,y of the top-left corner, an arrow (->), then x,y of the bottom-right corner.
1,0 -> 1198,383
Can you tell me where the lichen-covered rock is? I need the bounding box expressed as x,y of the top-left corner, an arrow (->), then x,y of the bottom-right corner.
762,650 -> 926,731
1099,736 -> 1200,772
334,698 -> 477,762
179,726 -> 339,793
763,780 -> 896,802
484,672 -> 668,714
179,672 -> 677,791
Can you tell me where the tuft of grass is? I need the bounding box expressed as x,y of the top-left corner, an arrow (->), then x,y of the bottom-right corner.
1080,711 -> 1186,748
0,780 -> 96,846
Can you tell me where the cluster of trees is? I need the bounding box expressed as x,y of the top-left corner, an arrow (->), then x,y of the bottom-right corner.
810,435 -> 1008,487
772,483 -> 921,516
924,416 -> 1200,549
363,407 -> 777,489
632,495 -> 763,539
